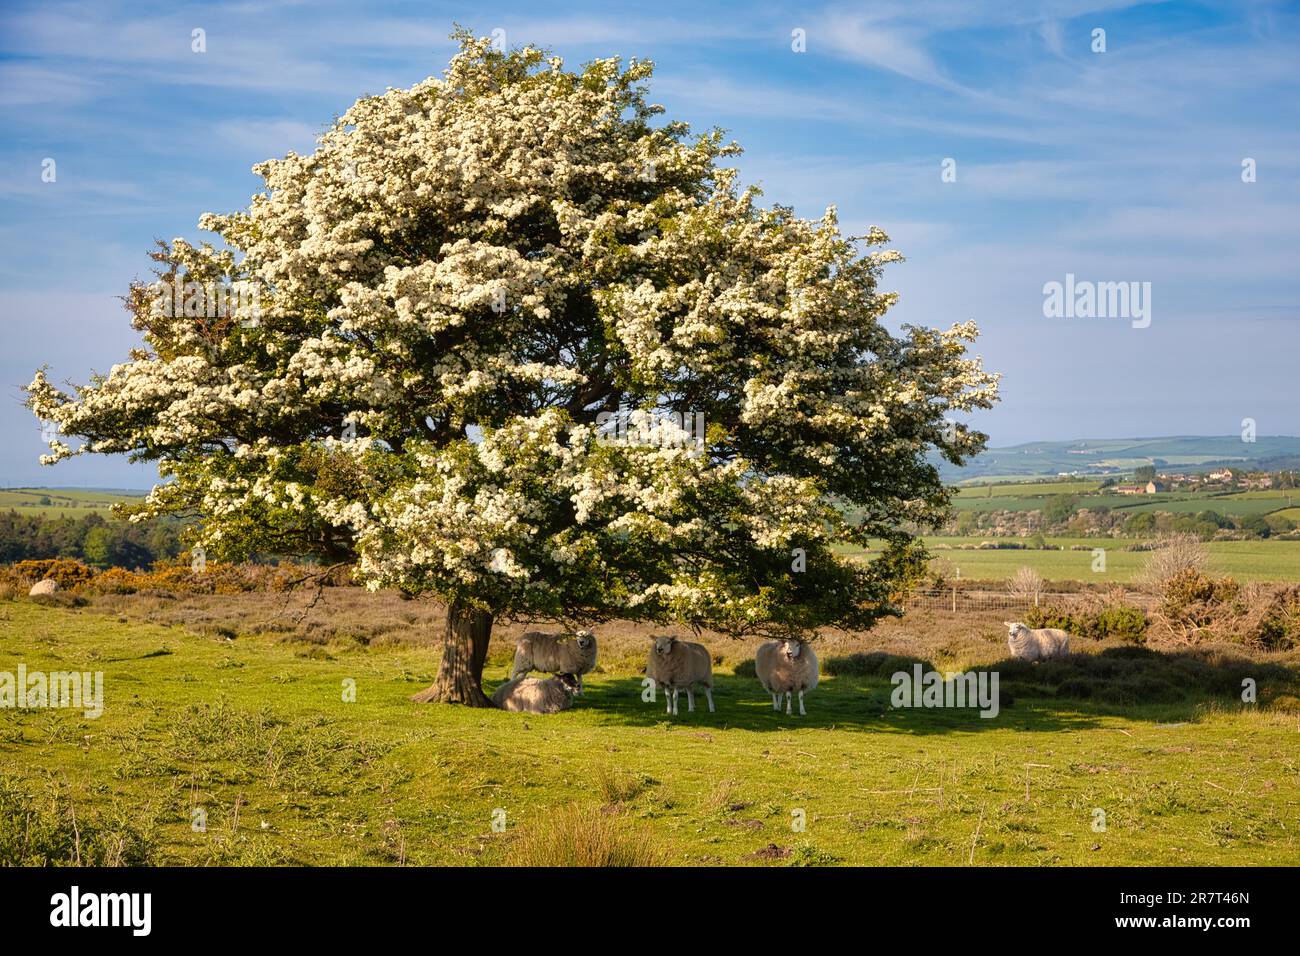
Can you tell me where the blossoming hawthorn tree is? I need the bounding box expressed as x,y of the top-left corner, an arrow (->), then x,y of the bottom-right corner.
27,33 -> 999,706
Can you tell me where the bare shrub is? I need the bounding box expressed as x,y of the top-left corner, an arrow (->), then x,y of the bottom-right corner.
925,557 -> 958,590
1135,533 -> 1208,592
1007,566 -> 1044,602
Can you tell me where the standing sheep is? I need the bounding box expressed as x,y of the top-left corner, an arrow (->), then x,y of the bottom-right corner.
646,635 -> 714,716
509,629 -> 598,694
1003,621 -> 1070,661
754,639 -> 819,716
491,673 -> 580,713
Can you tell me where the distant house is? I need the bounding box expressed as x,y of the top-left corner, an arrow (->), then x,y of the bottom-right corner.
1208,469 -> 1235,482
1145,481 -> 1166,494
1114,485 -> 1144,495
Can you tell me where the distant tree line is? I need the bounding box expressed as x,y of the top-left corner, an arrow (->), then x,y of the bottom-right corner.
952,496 -> 1297,539
0,510 -> 185,569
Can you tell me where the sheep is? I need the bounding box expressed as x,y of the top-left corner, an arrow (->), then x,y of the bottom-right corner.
646,635 -> 713,716
754,638 -> 819,716
491,673 -> 580,714
509,629 -> 598,694
1003,621 -> 1070,661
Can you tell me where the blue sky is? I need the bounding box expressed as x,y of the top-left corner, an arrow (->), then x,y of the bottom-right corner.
1,0 -> 1297,487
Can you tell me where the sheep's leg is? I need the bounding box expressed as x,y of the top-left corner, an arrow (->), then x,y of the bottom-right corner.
798,690 -> 806,716
705,688 -> 715,713
686,688 -> 695,712
785,691 -> 792,715
666,688 -> 673,715
671,689 -> 679,716
772,692 -> 780,711
577,673 -> 584,696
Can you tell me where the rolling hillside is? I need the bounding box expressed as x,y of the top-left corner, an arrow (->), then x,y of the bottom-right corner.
939,436 -> 1300,483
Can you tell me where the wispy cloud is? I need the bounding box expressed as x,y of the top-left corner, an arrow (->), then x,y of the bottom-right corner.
0,0 -> 1297,479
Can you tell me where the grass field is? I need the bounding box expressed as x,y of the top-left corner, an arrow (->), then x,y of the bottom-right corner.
954,481 -> 1103,498
840,537 -> 1300,583
951,491 -> 1296,516
2,593 -> 1298,866
0,488 -> 146,518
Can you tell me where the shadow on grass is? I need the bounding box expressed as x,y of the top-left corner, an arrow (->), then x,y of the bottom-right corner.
574,674 -> 1088,734
570,645 -> 1299,734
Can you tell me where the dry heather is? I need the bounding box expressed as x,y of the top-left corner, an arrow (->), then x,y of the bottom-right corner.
18,584 -> 1300,695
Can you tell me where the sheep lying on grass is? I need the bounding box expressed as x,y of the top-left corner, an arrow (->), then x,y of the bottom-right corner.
646,635 -> 713,716
1004,621 -> 1070,661
755,639 -> 819,716
491,673 -> 581,714
509,629 -> 598,694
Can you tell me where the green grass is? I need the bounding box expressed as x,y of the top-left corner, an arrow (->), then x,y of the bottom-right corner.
2,599 -> 1297,866
1106,495 -> 1289,516
0,488 -> 146,518
954,481 -> 1103,498
844,536 -> 1300,583
951,490 -> 1294,516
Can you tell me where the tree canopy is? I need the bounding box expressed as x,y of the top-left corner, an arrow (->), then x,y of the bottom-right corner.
27,32 -> 999,704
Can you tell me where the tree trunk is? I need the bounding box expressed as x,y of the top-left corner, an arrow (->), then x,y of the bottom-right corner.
412,598 -> 494,706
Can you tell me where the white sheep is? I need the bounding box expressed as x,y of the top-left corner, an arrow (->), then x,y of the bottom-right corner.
509,629 -> 598,694
754,638 -> 819,716
1003,621 -> 1070,661
646,635 -> 714,716
491,673 -> 580,713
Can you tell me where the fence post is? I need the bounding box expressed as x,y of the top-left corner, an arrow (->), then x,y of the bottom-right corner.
952,585 -> 957,613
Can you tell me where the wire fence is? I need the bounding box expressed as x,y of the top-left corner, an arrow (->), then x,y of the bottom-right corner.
902,588 -> 1159,614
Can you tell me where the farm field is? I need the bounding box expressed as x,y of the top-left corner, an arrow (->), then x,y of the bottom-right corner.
954,481 -> 1103,498
938,437 -> 1300,483
1106,495 -> 1295,516
0,488 -> 146,518
951,490 -> 1297,516
2,594 -> 1298,867
841,537 -> 1300,583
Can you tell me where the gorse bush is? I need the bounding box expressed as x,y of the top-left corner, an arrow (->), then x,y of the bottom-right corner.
1025,602 -> 1148,643
0,556 -> 349,597
9,558 -> 97,590
1092,604 -> 1150,642
1151,569 -> 1300,650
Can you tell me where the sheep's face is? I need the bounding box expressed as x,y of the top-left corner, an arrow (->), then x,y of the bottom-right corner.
783,639 -> 802,659
556,673 -> 580,695
652,635 -> 676,657
575,630 -> 595,651
1004,622 -> 1029,642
